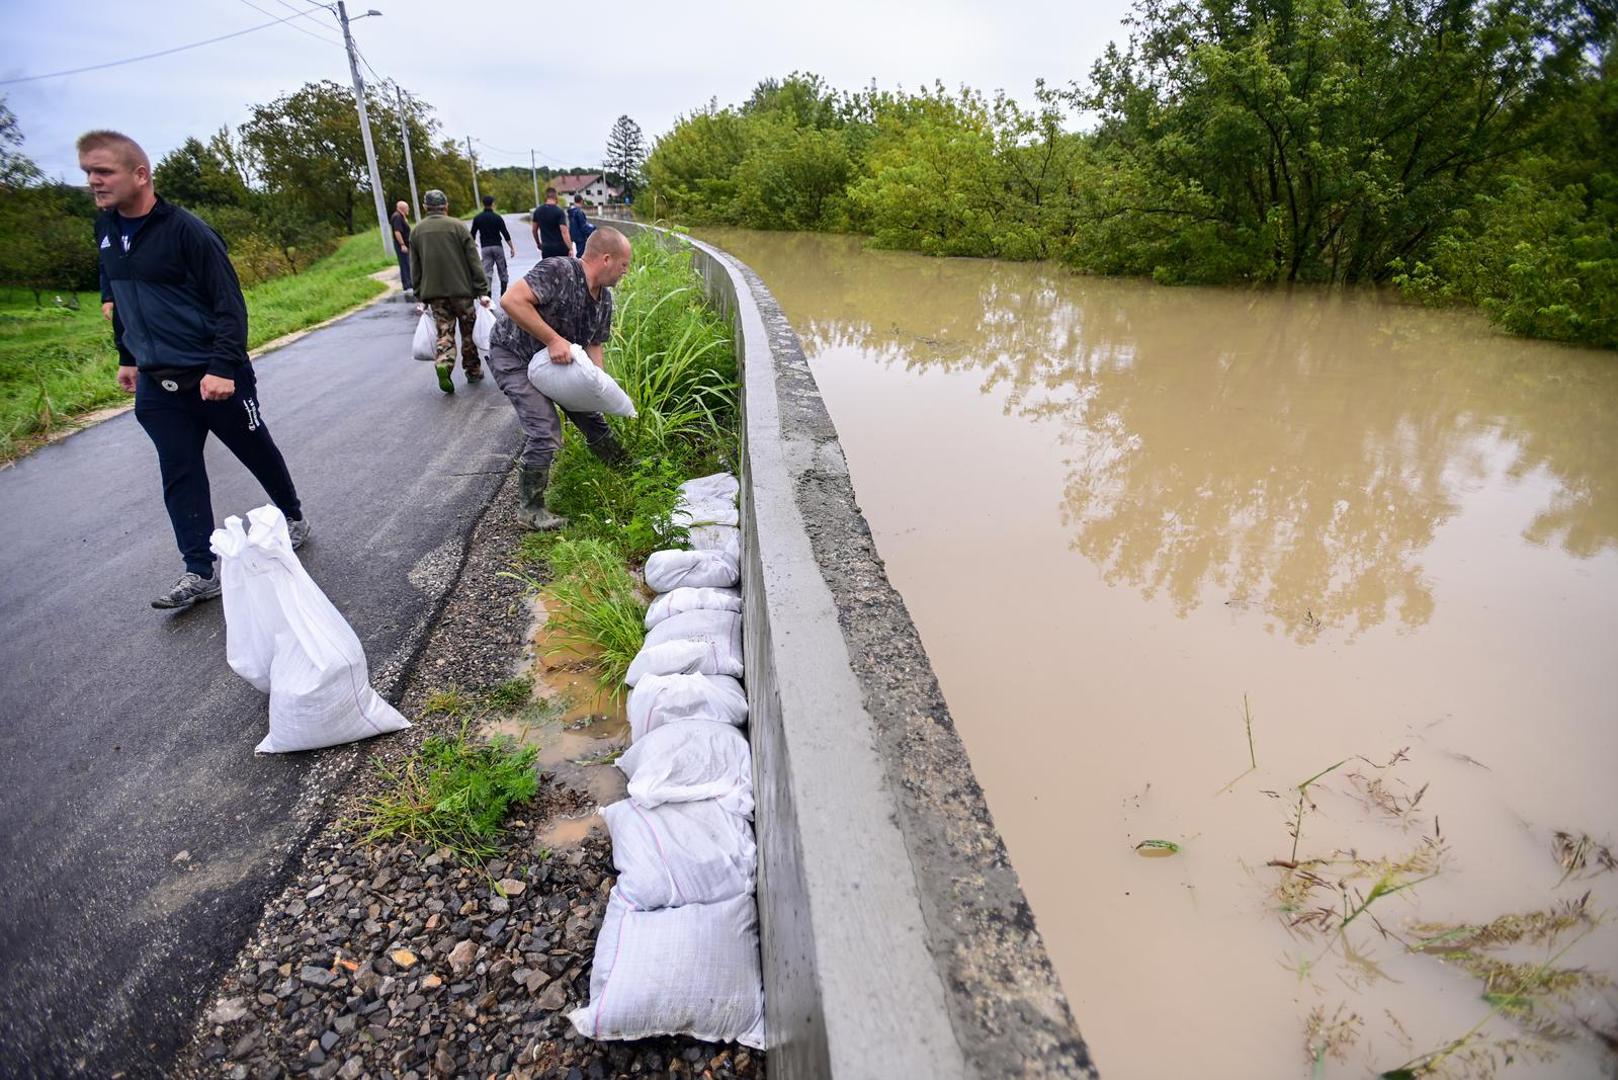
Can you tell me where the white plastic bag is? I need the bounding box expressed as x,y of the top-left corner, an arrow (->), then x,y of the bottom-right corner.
625,638 -> 744,686
472,302 -> 495,359
411,310 -> 435,362
644,549 -> 739,593
211,515 -> 277,693
567,889 -> 765,1047
603,799 -> 756,909
679,472 -> 739,503
645,586 -> 742,630
209,506 -> 411,754
527,342 -> 636,417
617,720 -> 753,816
688,524 -> 741,561
628,673 -> 748,742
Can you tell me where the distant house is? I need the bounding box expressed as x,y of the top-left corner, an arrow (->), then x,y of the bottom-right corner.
550,173 -> 608,206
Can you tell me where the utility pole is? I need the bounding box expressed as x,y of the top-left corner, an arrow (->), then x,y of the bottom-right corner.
530,149 -> 539,210
336,1 -> 391,258
466,136 -> 480,206
396,84 -> 420,221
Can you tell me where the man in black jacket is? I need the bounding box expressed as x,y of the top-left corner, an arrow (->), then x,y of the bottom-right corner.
469,195 -> 515,295
79,129 -> 310,610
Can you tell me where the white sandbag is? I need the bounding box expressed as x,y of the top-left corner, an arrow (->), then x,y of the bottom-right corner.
644,549 -> 738,593
688,524 -> 741,561
625,638 -> 744,686
645,586 -> 741,630
617,720 -> 753,816
472,302 -> 495,359
211,515 -> 277,693
411,310 -> 435,361
679,472 -> 739,503
673,498 -> 740,529
526,342 -> 636,417
567,889 -> 765,1047
603,799 -> 756,908
643,608 -> 741,651
210,505 -> 410,754
627,673 -> 747,741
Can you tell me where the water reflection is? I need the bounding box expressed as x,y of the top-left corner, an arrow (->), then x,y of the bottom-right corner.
701,229 -> 1618,641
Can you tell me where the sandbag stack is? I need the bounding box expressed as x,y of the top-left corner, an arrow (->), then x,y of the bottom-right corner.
568,472 -> 765,1049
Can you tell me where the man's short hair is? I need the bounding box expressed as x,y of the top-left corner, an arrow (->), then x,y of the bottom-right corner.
544,186 -> 557,199
573,195 -> 585,205
422,189 -> 448,210
483,195 -> 495,207
75,130 -> 150,172
584,227 -> 629,259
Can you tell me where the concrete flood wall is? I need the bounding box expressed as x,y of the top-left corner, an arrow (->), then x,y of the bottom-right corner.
610,222 -> 1097,1079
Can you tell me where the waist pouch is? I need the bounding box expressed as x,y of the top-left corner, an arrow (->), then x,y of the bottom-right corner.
143,367 -> 206,392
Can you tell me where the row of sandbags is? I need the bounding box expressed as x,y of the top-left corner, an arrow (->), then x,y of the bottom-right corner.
568,473 -> 765,1048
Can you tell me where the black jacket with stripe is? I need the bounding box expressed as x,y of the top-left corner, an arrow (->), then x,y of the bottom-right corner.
95,197 -> 250,379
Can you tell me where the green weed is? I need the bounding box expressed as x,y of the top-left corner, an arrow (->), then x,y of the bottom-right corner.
422,686 -> 473,718
484,676 -> 532,713
355,721 -> 539,862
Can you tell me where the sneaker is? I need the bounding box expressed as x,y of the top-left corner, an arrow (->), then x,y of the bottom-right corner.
151,569 -> 222,609
436,365 -> 454,394
465,370 -> 485,383
287,515 -> 311,550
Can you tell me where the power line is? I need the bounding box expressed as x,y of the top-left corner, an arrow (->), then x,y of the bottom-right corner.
0,11 -> 324,86
264,0 -> 345,45
236,0 -> 343,47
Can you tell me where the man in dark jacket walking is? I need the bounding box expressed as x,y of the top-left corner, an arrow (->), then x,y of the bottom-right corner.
79,130 -> 309,610
410,189 -> 491,394
469,195 -> 515,295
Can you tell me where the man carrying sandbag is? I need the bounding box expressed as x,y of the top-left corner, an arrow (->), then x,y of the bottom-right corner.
410,189 -> 490,395
80,129 -> 311,610
487,228 -> 632,531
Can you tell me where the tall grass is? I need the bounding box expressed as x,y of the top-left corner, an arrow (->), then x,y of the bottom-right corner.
519,229 -> 740,689
0,233 -> 391,462
601,232 -> 738,461
518,537 -> 647,695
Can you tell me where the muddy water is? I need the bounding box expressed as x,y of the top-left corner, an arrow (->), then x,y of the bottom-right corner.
484,596 -> 628,847
697,228 -> 1618,1078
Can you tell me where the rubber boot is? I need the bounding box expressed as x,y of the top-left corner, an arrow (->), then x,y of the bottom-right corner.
588,431 -> 629,469
518,466 -> 567,532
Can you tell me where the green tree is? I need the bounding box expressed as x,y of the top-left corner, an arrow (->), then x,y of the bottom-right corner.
645,105 -> 750,221
733,118 -> 853,230
153,137 -> 249,209
1071,0 -> 1606,285
604,115 -> 646,202
849,89 -> 1001,256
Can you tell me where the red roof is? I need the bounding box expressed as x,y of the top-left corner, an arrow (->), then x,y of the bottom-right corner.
551,174 -> 602,194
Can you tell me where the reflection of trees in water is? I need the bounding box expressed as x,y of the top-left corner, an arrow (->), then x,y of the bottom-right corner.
705,229 -> 1618,641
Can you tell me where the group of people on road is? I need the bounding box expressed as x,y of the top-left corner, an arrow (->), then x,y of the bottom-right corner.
81,127 -> 634,611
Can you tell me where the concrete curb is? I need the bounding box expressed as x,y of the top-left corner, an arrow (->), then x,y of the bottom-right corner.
612,222 -> 1098,1079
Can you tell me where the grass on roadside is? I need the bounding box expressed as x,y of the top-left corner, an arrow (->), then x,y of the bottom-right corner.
0,232 -> 392,462
355,720 -> 538,863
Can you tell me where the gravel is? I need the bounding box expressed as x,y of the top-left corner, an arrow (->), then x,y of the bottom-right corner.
174,472 -> 767,1080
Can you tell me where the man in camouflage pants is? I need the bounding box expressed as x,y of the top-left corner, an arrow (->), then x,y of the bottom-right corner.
409,189 -> 490,394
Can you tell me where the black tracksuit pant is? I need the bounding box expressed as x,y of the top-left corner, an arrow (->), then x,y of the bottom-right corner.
134,367 -> 301,576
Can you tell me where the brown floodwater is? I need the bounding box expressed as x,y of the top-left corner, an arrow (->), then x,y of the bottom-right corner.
697,228 -> 1618,1079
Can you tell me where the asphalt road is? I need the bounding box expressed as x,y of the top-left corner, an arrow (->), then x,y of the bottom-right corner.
0,245 -> 535,1077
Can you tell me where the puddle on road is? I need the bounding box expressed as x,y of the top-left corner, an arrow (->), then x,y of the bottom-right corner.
484,595 -> 627,849
698,228 -> 1618,1079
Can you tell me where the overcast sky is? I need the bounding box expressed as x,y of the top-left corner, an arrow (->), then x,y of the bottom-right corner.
4,0 -> 1135,184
